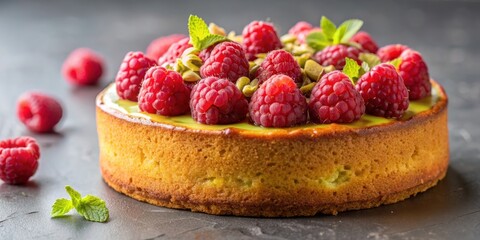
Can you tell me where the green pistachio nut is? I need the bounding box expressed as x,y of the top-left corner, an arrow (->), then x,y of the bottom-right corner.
236,76 -> 251,91
300,82 -> 317,95
208,23 -> 226,36
243,84 -> 258,97
304,60 -> 325,81
181,47 -> 200,58
281,34 -> 297,45
182,54 -> 203,72
182,70 -> 201,82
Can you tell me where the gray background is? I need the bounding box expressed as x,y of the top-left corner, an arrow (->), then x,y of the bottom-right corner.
1,0 -> 480,239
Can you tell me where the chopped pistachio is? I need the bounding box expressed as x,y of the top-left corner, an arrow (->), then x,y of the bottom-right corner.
249,64 -> 260,76
208,23 -> 226,36
304,60 -> 325,81
182,70 -> 201,82
300,82 -> 317,96
182,54 -> 203,72
281,34 -> 297,44
236,76 -> 251,91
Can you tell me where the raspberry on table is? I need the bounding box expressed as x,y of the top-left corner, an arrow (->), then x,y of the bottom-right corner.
309,71 -> 365,123
351,31 -> 379,54
190,77 -> 248,124
115,51 -> 157,101
314,45 -> 362,70
200,41 -> 249,83
62,48 -> 104,86
356,63 -> 409,118
397,49 -> 431,100
249,74 -> 307,127
377,44 -> 409,62
158,37 -> 192,66
242,21 -> 282,61
138,66 -> 191,116
0,137 -> 40,185
256,49 -> 302,85
146,34 -> 187,62
17,92 -> 63,133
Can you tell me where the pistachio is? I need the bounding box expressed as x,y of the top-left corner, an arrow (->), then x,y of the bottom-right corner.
182,70 -> 201,82
227,31 -> 243,43
174,58 -> 187,73
324,65 -> 336,73
236,76 -> 251,91
292,44 -> 314,56
181,47 -> 200,58
242,79 -> 259,97
182,54 -> 203,72
295,53 -> 312,68
249,64 -> 260,76
304,60 -> 325,81
208,23 -> 226,36
300,82 -> 317,96
281,34 -> 297,44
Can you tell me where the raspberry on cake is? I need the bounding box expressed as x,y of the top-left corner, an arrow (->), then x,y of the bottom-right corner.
190,77 -> 248,124
96,15 -> 449,217
158,37 -> 192,66
138,66 -> 191,116
0,137 -> 40,185
377,44 -> 409,62
351,31 -> 379,53
256,49 -> 302,84
249,74 -> 307,127
115,51 -> 157,102
17,92 -> 63,133
397,49 -> 431,100
242,21 -> 282,61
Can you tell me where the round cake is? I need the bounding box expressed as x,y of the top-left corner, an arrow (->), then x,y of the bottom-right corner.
96,80 -> 448,217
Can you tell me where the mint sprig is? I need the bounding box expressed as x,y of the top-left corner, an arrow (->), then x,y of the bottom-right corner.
343,58 -> 362,84
188,15 -> 226,51
51,186 -> 109,223
306,16 -> 363,51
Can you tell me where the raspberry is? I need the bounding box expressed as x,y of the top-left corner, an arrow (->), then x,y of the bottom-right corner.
351,31 -> 379,53
398,49 -> 431,100
146,34 -> 186,61
249,74 -> 307,127
17,92 -> 63,133
190,77 -> 248,124
242,21 -> 282,61
356,63 -> 409,118
256,50 -> 302,85
138,67 -> 190,116
199,45 -> 215,62
115,51 -> 157,101
377,44 -> 409,62
288,21 -> 320,44
158,37 -> 192,66
62,48 -> 103,86
309,71 -> 365,123
0,137 -> 40,185
200,41 -> 249,83
314,45 -> 362,70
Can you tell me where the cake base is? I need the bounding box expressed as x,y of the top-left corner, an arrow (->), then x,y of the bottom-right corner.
96,81 -> 449,217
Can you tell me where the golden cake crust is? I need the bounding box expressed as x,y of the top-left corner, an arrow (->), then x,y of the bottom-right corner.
96,80 -> 449,217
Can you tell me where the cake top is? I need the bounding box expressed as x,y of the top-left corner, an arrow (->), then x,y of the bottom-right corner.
112,15 -> 434,129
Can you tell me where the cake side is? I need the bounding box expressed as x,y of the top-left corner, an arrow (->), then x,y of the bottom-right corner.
96,82 -> 448,216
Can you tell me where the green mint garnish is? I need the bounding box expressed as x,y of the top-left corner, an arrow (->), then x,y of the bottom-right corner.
389,57 -> 402,69
307,16 -> 363,51
343,58 -> 362,84
188,15 -> 226,51
359,53 -> 381,69
51,186 -> 109,223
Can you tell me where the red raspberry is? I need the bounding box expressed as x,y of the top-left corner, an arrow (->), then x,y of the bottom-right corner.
62,48 -> 103,86
200,41 -> 249,83
199,45 -> 215,62
146,34 -> 186,61
398,49 -> 431,100
138,67 -> 190,116
351,31 -> 379,53
249,74 -> 307,127
256,50 -> 302,84
377,44 -> 409,62
115,51 -> 157,101
314,45 -> 362,70
242,21 -> 282,61
190,77 -> 248,124
158,37 -> 192,66
17,92 -> 63,133
356,63 -> 409,118
0,137 -> 40,185
288,21 -> 320,44
309,71 -> 365,123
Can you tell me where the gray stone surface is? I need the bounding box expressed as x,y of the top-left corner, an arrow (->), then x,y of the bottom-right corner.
1,0 -> 479,239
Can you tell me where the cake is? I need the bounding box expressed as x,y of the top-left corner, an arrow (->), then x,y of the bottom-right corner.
96,15 -> 449,217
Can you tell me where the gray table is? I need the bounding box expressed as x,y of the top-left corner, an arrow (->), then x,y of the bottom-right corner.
1,0 -> 480,239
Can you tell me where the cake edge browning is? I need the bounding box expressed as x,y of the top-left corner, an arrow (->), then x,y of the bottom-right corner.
96,80 -> 449,217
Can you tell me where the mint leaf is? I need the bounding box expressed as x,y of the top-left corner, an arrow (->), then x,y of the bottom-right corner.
332,24 -> 347,44
188,14 -> 226,51
306,31 -> 330,51
52,186 -> 109,223
389,57 -> 402,69
339,19 -> 363,43
65,185 -> 81,207
51,198 -> 74,218
76,195 -> 109,223
343,58 -> 361,84
359,53 -> 381,69
321,16 -> 336,40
